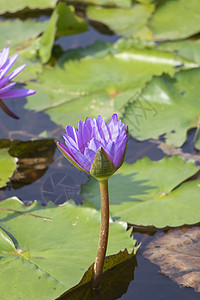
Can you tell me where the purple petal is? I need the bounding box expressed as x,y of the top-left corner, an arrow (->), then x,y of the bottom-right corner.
104,141 -> 115,162
57,142 -> 87,172
0,82 -> 16,94
0,88 -> 35,99
84,147 -> 96,169
96,115 -> 111,143
108,114 -> 120,141
78,120 -> 92,153
0,64 -> 26,89
63,134 -> 79,151
0,53 -> 19,79
87,138 -> 102,152
0,47 -> 10,69
113,134 -> 127,168
70,147 -> 91,172
66,125 -> 78,144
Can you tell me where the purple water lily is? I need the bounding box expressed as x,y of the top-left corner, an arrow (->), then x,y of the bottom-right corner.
0,46 -> 35,119
57,114 -> 128,179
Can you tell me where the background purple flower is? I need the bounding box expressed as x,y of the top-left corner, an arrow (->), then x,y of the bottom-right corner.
0,46 -> 35,119
57,114 -> 128,175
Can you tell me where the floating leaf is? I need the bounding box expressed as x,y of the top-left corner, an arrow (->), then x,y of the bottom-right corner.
143,227 -> 200,292
68,0 -> 132,8
82,156 -> 200,228
122,68 -> 200,148
0,0 -> 57,14
149,0 -> 200,40
0,198 -> 136,299
156,39 -> 200,66
0,19 -> 47,50
87,4 -> 154,39
39,3 -> 88,63
0,148 -> 16,188
25,43 -> 196,129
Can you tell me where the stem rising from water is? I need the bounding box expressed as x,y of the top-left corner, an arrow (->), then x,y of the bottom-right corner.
92,179 -> 109,289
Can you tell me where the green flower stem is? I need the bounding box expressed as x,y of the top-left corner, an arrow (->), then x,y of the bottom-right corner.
92,179 -> 109,289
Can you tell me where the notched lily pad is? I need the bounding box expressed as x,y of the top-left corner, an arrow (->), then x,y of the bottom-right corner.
0,148 -> 16,188
123,68 -> 200,149
25,42 -> 195,130
143,227 -> 200,292
0,198 -> 137,299
82,156 -> 200,228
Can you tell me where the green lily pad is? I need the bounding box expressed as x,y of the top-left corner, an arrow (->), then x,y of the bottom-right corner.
25,43 -> 196,129
82,156 -> 200,228
156,39 -> 200,66
38,3 -> 88,63
0,0 -> 57,14
0,198 -> 136,299
87,4 -> 154,39
149,0 -> 200,40
69,0 -> 132,8
0,19 -> 47,50
122,68 -> 200,148
0,148 -> 16,188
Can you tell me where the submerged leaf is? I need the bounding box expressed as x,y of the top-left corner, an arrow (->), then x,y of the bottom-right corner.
143,227 -> 200,292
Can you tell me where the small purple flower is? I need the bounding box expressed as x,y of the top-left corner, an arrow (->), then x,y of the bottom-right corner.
57,114 -> 128,180
0,46 -> 35,119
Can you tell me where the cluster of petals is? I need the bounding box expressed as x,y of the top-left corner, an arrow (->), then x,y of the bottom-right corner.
0,46 -> 35,118
58,114 -> 127,173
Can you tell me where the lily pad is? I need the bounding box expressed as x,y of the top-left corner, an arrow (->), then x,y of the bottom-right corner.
0,148 -> 16,188
25,43 -> 196,129
156,39 -> 200,66
0,0 -> 57,14
82,156 -> 200,228
69,0 -> 132,8
143,227 -> 200,292
87,4 -> 154,39
0,198 -> 136,299
0,19 -> 47,50
122,68 -> 200,148
149,0 -> 200,40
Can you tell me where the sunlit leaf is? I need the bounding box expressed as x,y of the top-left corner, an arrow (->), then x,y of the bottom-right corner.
0,0 -> 57,14
149,0 -> 200,40
25,42 -> 196,129
87,4 -> 154,39
69,0 -> 132,8
82,156 -> 200,228
122,68 -> 200,148
0,198 -> 136,299
0,148 -> 16,188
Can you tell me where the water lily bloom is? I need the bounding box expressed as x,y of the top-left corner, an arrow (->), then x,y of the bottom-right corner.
57,114 -> 128,180
0,46 -> 35,119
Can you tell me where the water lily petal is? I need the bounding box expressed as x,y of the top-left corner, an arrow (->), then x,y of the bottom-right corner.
66,125 -> 78,144
0,64 -> 27,89
70,147 -> 91,172
0,82 -> 16,94
113,135 -> 127,168
0,88 -> 35,99
84,147 -> 96,168
105,141 -> 115,162
57,142 -> 87,173
0,47 -> 10,69
0,53 -> 18,79
87,138 -> 102,153
63,134 -> 79,151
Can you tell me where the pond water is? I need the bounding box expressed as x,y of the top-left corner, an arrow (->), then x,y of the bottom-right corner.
1,5 -> 200,300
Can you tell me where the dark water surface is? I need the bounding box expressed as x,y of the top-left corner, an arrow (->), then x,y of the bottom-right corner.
0,17 -> 200,300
